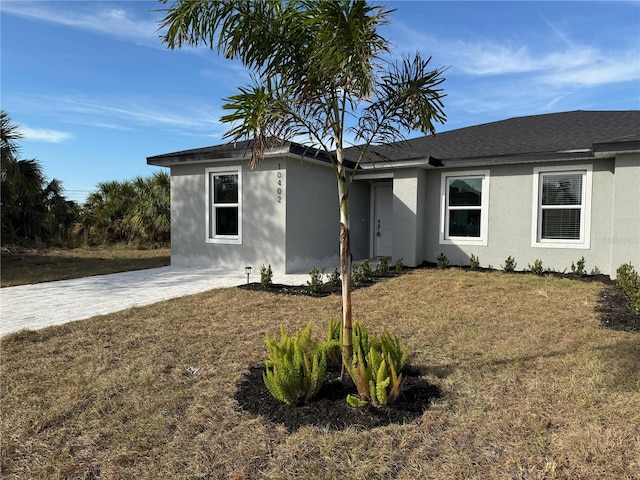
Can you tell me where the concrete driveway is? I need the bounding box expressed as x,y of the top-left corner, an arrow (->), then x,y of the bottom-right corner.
0,266 -> 310,337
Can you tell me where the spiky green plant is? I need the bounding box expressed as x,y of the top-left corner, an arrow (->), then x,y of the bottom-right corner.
378,256 -> 391,275
436,252 -> 449,269
307,267 -> 324,294
528,259 -> 544,276
263,323 -> 327,405
394,257 -> 404,273
260,264 -> 273,288
322,318 -> 342,367
344,322 -> 408,407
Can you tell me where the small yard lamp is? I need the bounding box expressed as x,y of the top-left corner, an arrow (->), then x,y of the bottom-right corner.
245,266 -> 252,284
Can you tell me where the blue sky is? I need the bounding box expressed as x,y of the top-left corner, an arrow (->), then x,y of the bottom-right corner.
2,1 -> 639,203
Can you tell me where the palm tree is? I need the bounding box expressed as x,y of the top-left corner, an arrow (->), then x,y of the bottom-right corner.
160,0 -> 446,370
85,180 -> 136,243
130,172 -> 171,244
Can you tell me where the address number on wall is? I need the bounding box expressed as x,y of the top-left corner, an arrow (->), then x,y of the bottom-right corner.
276,170 -> 284,203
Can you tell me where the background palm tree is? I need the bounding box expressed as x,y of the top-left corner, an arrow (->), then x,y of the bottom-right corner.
1,111 -> 78,244
161,0 -> 447,369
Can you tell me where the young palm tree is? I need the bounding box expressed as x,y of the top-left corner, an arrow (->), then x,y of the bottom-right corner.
160,0 -> 446,371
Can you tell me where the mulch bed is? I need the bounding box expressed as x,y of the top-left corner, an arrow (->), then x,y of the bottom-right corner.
234,265 -> 639,432
234,365 -> 441,432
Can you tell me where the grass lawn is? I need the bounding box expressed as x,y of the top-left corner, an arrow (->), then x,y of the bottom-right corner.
0,246 -> 170,287
1,269 -> 639,479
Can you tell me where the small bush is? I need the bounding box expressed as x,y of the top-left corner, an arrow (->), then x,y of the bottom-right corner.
307,267 -> 324,294
378,256 -> 390,275
571,256 -> 586,276
323,318 -> 342,367
344,321 -> 409,407
616,263 -> 640,314
502,256 -> 517,273
469,254 -> 480,271
352,263 -> 365,285
263,323 -> 327,405
528,259 -> 544,276
436,252 -> 449,270
260,264 -> 273,288
360,259 -> 372,279
327,268 -> 341,288
395,257 -> 404,273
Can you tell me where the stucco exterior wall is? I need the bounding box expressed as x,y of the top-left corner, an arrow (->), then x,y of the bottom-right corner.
422,159 -> 618,275
610,153 -> 640,277
392,169 -> 427,266
169,158 -> 287,272
284,159 -> 339,273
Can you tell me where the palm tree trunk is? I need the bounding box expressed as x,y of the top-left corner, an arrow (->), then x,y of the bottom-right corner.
337,158 -> 353,383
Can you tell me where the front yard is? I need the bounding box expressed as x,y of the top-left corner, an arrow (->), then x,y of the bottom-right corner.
0,246 -> 170,287
1,269 -> 638,479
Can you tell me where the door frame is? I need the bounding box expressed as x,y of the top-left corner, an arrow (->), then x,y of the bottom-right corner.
369,182 -> 393,259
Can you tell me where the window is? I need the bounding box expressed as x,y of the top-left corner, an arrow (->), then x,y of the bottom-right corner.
440,170 -> 490,245
532,165 -> 592,249
206,166 -> 242,244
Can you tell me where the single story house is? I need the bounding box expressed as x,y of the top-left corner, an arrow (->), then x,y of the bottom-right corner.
147,110 -> 640,278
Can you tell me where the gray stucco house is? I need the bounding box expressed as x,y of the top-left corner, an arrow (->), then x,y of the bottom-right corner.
147,110 -> 640,278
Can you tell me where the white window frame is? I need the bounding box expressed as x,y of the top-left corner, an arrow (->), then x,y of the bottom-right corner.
439,170 -> 490,246
205,166 -> 242,245
531,164 -> 592,249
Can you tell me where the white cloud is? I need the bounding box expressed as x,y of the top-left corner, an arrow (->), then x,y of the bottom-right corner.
390,20 -> 640,88
21,126 -> 73,143
10,93 -> 227,139
1,1 -> 162,47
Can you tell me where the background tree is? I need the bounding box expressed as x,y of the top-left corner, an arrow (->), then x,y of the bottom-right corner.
1,111 -> 78,245
78,173 -> 170,246
130,172 -> 171,244
160,0 -> 446,371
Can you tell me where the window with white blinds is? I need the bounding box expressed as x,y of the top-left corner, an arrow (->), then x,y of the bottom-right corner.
532,165 -> 592,249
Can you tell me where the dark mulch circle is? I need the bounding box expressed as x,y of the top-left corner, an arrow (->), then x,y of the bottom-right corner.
234,365 -> 441,432
596,281 -> 640,333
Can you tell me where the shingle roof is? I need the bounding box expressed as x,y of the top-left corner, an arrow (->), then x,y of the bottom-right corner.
148,111 -> 640,168
345,110 -> 640,166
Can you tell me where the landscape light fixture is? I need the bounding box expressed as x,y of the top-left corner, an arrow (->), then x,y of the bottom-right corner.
245,266 -> 252,284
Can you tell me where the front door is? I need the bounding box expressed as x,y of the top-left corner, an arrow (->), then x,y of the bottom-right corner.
373,184 -> 393,258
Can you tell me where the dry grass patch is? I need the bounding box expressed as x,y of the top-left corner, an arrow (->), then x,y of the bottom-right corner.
0,246 -> 170,287
1,269 -> 638,479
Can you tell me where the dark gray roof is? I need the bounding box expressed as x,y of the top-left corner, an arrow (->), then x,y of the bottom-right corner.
147,138 -> 343,167
346,110 -> 640,166
149,111 -> 640,168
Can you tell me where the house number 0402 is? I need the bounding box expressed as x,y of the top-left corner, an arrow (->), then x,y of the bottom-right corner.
276,170 -> 283,203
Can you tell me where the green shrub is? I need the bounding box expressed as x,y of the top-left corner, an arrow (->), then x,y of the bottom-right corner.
263,323 -> 327,405
528,259 -> 544,276
395,257 -> 404,273
502,256 -> 517,273
436,252 -> 449,270
344,321 -> 409,407
469,254 -> 480,271
307,267 -> 324,294
352,263 -> 364,285
378,256 -> 390,275
260,264 -> 273,288
616,263 -> 640,314
327,268 -> 341,288
323,317 -> 342,367
360,259 -> 372,279
571,256 -> 586,276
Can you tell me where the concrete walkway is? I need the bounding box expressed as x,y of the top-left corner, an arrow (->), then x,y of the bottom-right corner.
0,267 -> 310,337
